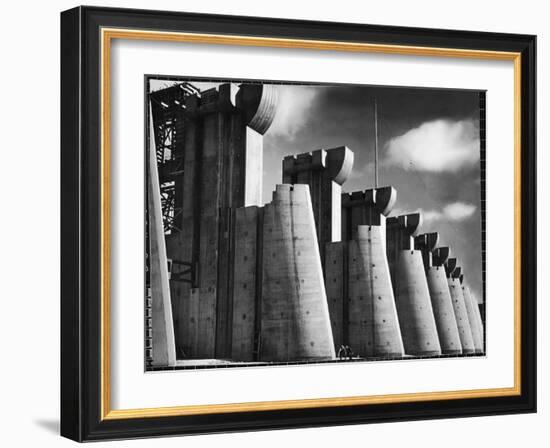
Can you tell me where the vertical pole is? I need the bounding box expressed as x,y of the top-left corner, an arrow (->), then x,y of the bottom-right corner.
374,96 -> 379,189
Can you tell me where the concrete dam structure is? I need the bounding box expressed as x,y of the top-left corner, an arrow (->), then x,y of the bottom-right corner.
417,242 -> 462,355
146,81 -> 485,368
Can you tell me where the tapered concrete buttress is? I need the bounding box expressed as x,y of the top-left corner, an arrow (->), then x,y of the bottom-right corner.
394,251 -> 442,356
461,280 -> 484,354
445,258 -> 476,354
340,187 -> 403,357
147,105 -> 176,367
348,225 -> 404,357
387,214 -> 441,356
425,267 -> 462,355
467,287 -> 485,352
260,184 -> 335,361
472,294 -> 485,353
285,147 -> 354,352
416,239 -> 462,355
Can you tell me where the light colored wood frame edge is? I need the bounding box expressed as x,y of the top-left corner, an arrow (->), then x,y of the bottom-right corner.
100,28 -> 522,421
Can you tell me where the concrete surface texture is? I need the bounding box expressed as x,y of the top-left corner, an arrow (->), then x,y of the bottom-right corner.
445,258 -> 476,354
148,109 -> 177,367
342,186 -> 397,241
461,281 -> 485,353
416,237 -> 463,355
329,187 -> 403,357
387,214 -> 442,356
348,225 -> 405,357
163,83 -> 278,359
282,146 -> 354,261
324,241 -> 347,349
231,206 -> 262,361
150,82 -> 484,366
260,184 -> 336,361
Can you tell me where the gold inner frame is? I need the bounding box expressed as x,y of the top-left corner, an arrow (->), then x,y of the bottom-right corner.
100,27 -> 522,420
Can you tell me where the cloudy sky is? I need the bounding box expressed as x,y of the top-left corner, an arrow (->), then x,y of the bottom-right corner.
259,83 -> 483,304
151,79 -> 483,303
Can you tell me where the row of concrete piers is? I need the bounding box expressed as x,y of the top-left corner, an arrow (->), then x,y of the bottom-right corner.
147,82 -> 484,367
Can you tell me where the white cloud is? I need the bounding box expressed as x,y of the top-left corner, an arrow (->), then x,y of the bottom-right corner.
268,85 -> 319,138
422,210 -> 444,222
422,202 -> 477,222
391,202 -> 476,223
443,202 -> 477,220
385,119 -> 480,172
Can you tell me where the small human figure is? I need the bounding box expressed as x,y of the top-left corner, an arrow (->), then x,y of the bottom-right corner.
337,345 -> 347,360
337,345 -> 355,360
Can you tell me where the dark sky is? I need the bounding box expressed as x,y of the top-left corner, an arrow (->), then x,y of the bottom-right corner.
152,79 -> 484,303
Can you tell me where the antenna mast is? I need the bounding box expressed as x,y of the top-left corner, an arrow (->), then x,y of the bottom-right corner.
374,96 -> 379,188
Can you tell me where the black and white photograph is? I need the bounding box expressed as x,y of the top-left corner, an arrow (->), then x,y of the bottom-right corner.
145,77 -> 486,370
0,0 -> 542,444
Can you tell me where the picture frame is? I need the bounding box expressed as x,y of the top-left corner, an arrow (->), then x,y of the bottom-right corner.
60,5 -> 536,442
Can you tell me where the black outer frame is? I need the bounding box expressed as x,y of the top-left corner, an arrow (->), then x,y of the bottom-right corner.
60,6 -> 537,442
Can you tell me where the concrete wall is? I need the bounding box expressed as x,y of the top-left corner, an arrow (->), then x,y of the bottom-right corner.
165,83 -> 277,360
169,94 -> 200,357
260,184 -> 335,361
347,225 -> 404,357
417,238 -> 462,355
197,110 -> 223,358
324,242 -> 347,349
470,289 -> 485,353
425,266 -> 462,355
394,251 -> 442,356
283,147 -> 353,262
159,83 -> 481,365
342,187 -> 396,241
231,206 -> 262,361
329,187 -> 403,357
445,259 -> 476,354
387,214 -> 441,356
462,282 -> 485,354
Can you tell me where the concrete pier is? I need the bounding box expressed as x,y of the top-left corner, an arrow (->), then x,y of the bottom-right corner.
284,147 -> 354,352
165,83 -> 278,359
416,239 -> 462,355
387,214 -> 441,356
283,147 -> 354,262
342,187 -> 396,241
150,81 -> 484,367
473,294 -> 485,353
260,184 -> 335,361
147,107 -> 176,367
460,276 -> 484,354
334,187 -> 403,357
445,258 -> 476,354
468,287 -> 485,353
348,225 -> 405,357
